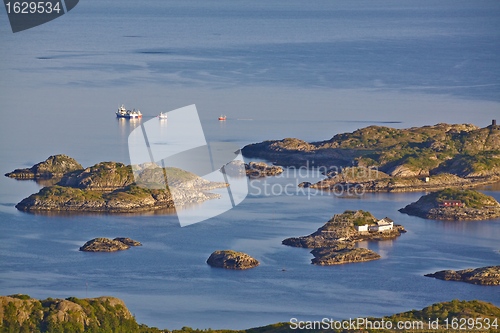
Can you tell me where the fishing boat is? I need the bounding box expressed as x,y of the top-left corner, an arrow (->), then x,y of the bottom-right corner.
158,112 -> 168,119
218,115 -> 227,121
116,105 -> 142,119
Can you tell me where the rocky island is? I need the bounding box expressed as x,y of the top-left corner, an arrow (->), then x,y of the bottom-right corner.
242,121 -> 500,192
283,210 -> 405,265
5,154 -> 82,179
223,160 -> 283,178
425,266 -> 500,286
79,237 -> 142,252
399,188 -> 500,220
206,250 -> 259,270
9,155 -> 227,213
245,161 -> 283,178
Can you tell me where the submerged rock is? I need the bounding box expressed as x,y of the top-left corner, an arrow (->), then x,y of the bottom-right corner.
207,250 -> 259,270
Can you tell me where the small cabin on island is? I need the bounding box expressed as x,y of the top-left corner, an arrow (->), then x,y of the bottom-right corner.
355,217 -> 394,233
439,200 -> 464,207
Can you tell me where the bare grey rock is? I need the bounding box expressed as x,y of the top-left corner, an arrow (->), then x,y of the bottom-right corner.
79,237 -> 141,252
207,250 -> 259,270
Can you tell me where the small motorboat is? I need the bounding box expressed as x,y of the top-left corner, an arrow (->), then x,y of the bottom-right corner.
158,112 -> 168,119
218,115 -> 227,121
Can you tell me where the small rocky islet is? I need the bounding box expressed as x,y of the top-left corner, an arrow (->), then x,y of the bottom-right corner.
7,155 -> 227,213
399,188 -> 500,220
425,266 -> 500,286
79,237 -> 142,252
5,154 -> 83,179
206,250 -> 259,270
223,160 -> 283,178
283,210 -> 405,265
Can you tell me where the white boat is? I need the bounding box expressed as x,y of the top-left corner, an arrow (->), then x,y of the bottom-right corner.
116,105 -> 142,119
158,112 -> 168,119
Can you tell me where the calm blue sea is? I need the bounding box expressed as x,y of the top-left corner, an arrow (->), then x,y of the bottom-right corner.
0,0 -> 499,329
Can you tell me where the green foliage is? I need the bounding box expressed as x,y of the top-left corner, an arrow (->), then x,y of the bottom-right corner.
35,186 -> 103,202
2,296 -> 500,333
0,296 -> 140,333
310,124 -> 499,177
8,294 -> 31,300
423,188 -> 499,209
388,299 -> 500,322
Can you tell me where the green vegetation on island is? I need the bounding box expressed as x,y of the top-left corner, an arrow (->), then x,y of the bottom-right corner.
0,295 -> 147,333
282,210 -> 405,265
1,295 -> 499,333
242,122 -> 500,192
399,188 -> 500,220
5,155 -> 83,179
8,155 -> 227,213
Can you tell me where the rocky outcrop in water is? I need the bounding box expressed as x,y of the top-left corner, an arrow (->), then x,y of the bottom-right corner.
5,155 -> 83,179
222,160 -> 283,178
311,247 -> 381,266
12,156 -> 227,213
399,188 -> 500,220
57,162 -> 135,191
15,184 -> 175,213
79,237 -> 142,252
207,250 -> 259,270
425,266 -> 500,285
245,162 -> 283,178
283,210 -> 405,265
242,123 -> 500,192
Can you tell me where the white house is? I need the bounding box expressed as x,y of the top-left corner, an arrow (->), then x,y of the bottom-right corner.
355,224 -> 369,232
369,217 -> 394,232
355,218 -> 394,233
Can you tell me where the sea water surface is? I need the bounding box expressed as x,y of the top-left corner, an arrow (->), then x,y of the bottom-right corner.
0,0 -> 499,330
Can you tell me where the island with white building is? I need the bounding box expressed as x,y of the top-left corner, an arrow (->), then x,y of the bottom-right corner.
354,217 -> 394,233
282,210 -> 405,265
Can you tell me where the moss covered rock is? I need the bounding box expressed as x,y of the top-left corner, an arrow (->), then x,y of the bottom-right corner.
5,155 -> 83,179
399,188 -> 500,220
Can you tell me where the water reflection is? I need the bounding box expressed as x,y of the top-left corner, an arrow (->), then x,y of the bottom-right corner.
18,207 -> 178,218
478,181 -> 500,191
117,117 -> 142,145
